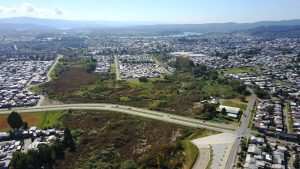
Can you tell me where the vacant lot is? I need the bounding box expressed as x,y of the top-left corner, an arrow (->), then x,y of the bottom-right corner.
56,110 -> 212,169
221,100 -> 247,111
41,59 -> 248,124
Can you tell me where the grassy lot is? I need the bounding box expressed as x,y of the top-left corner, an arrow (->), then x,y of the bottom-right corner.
202,82 -> 239,99
222,67 -> 260,74
0,110 -> 67,131
222,100 -> 247,111
38,110 -> 68,128
276,80 -> 291,87
40,58 -> 248,122
28,85 -> 42,93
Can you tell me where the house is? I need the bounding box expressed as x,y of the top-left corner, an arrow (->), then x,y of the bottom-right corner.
248,145 -> 262,155
218,105 -> 241,118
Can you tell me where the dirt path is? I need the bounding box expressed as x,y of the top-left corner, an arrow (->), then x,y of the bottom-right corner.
114,55 -> 121,80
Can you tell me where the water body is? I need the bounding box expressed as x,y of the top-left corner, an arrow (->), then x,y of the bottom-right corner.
122,32 -> 202,39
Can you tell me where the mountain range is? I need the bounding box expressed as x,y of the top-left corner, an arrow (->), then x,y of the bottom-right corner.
1,17 -> 300,36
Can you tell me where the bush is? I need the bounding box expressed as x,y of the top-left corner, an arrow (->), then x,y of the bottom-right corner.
138,77 -> 148,83
120,160 -> 138,169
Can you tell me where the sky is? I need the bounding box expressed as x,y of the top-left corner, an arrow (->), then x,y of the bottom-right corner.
0,0 -> 300,23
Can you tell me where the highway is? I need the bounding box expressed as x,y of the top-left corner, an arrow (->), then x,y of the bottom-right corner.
225,93 -> 257,169
0,103 -> 237,133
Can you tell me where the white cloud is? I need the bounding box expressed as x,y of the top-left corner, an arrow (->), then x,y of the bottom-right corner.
54,7 -> 64,15
22,3 -> 35,13
0,6 -> 18,14
0,3 -> 66,17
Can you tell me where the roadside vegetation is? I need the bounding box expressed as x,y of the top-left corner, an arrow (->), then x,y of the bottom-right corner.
57,110 -> 213,169
41,56 -> 250,122
50,59 -> 69,80
1,110 -> 217,169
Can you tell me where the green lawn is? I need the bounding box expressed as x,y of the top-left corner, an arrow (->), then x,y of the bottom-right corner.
222,100 -> 247,110
223,67 -> 260,74
28,85 -> 42,93
202,82 -> 238,99
38,110 -> 68,128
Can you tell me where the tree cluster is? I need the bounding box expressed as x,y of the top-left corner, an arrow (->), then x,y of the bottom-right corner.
84,58 -> 97,73
174,56 -> 194,70
254,86 -> 270,99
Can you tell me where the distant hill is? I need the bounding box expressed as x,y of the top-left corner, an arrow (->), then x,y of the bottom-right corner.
0,17 -> 300,33
245,25 -> 300,38
0,17 -> 156,30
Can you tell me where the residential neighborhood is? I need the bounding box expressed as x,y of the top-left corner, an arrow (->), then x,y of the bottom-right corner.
0,60 -> 53,108
0,127 -> 64,169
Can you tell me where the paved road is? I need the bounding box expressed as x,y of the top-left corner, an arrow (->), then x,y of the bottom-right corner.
225,93 -> 257,169
192,148 -> 210,169
0,103 -> 237,133
192,132 -> 237,169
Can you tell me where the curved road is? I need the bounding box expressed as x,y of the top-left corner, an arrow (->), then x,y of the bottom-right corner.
0,103 -> 237,133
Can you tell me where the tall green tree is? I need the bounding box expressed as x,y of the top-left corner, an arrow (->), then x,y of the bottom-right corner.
63,127 -> 76,152
7,111 -> 24,130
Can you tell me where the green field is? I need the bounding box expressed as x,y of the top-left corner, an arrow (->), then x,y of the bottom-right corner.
222,100 -> 247,110
223,67 -> 260,74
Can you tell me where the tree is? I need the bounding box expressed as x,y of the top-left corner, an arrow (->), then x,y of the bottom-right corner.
7,111 -> 24,130
175,56 -> 194,70
138,77 -> 148,83
238,110 -> 243,116
10,152 -> 34,169
63,127 -> 76,152
23,122 -> 29,130
221,108 -> 227,115
294,154 -> 299,168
